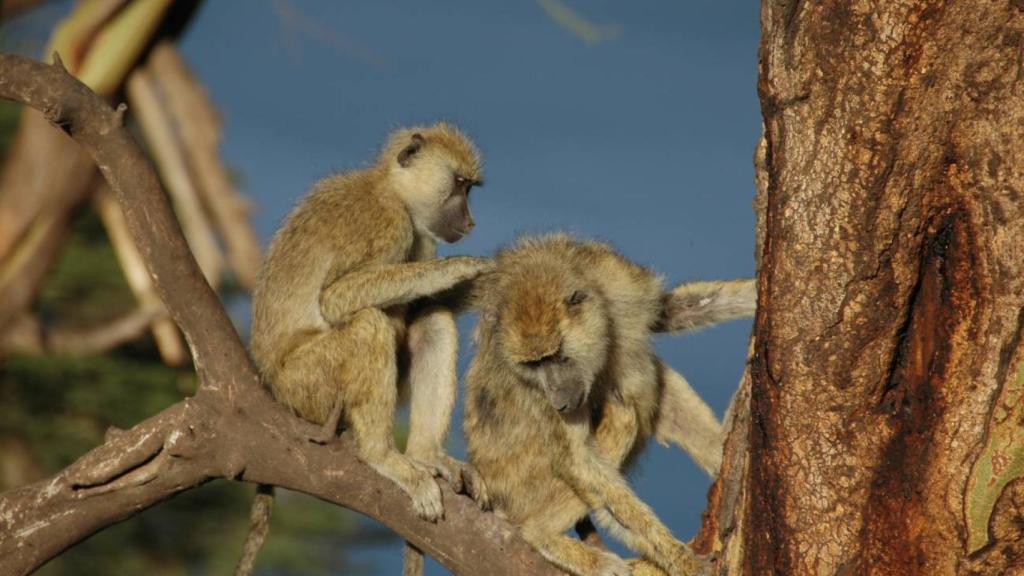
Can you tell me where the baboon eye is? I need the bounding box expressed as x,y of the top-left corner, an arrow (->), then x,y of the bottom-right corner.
454,175 -> 468,186
567,290 -> 588,306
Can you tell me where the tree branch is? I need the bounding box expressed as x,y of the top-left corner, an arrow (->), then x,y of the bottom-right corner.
0,53 -> 560,576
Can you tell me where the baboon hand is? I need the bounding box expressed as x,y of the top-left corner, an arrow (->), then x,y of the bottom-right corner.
451,256 -> 497,281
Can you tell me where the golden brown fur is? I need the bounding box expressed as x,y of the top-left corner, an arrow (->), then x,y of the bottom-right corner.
464,233 -> 755,576
250,122 -> 490,531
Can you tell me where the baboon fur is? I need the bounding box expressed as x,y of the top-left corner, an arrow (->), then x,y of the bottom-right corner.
465,233 -> 755,576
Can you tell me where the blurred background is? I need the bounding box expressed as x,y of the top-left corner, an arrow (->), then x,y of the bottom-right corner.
0,1 -> 759,574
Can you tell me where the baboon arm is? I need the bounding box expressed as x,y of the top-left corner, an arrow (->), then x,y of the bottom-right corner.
653,278 -> 756,333
566,452 -> 695,572
565,451 -> 658,531
654,360 -> 724,476
411,280 -> 477,315
319,256 -> 492,325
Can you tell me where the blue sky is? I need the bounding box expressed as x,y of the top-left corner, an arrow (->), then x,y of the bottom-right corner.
183,2 -> 761,573
8,1 -> 761,574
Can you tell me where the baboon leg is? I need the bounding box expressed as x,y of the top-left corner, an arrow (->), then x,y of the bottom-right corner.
404,306 -> 466,491
272,331 -> 347,429
339,308 -> 443,522
653,360 -> 724,476
277,308 -> 442,521
401,309 -> 463,576
521,502 -> 628,576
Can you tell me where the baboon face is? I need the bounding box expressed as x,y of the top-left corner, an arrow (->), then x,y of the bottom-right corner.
428,171 -> 477,243
497,268 -> 610,413
393,131 -> 480,244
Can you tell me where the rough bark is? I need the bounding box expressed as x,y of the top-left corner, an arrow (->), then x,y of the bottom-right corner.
0,53 -> 561,576
698,2 -> 1024,575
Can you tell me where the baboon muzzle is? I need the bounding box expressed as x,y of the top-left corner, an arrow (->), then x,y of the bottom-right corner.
549,383 -> 585,413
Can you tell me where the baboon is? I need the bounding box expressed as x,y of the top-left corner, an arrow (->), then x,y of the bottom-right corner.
239,123 -> 492,575
464,233 -> 754,575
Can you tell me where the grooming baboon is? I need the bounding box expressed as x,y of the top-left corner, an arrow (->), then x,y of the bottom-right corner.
464,234 -> 754,575
239,123 -> 491,575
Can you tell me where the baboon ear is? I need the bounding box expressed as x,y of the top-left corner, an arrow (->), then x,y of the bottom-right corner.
397,133 -> 425,167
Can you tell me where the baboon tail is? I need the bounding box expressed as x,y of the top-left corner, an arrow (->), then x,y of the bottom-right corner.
234,484 -> 275,576
652,278 -> 756,333
403,542 -> 425,576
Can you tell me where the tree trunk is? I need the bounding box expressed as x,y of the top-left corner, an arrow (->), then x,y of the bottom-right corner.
697,1 -> 1024,575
